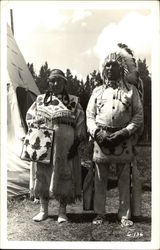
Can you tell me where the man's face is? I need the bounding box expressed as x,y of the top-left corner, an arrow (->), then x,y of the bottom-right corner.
48,77 -> 65,94
103,61 -> 121,81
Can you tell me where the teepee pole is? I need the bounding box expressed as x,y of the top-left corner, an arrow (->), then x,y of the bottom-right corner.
10,9 -> 14,36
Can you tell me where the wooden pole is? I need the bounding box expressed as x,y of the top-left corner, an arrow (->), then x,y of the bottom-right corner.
10,9 -> 14,36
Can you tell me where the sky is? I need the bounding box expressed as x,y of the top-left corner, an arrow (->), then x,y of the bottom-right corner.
2,0 -> 159,80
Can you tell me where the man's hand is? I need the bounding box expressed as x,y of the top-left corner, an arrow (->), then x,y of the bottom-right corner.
109,128 -> 130,145
94,129 -> 108,145
94,129 -> 115,148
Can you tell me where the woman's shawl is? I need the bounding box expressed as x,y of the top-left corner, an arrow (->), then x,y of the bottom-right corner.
26,94 -> 86,141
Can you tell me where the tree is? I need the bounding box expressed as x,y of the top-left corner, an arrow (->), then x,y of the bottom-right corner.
65,69 -> 82,97
137,59 -> 150,81
36,62 -> 51,93
90,70 -> 103,91
27,63 -> 37,80
79,79 -> 90,111
137,59 -> 151,143
27,59 -> 151,143
65,69 -> 74,94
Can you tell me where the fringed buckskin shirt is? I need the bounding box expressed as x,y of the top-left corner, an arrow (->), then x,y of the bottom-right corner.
86,80 -> 143,138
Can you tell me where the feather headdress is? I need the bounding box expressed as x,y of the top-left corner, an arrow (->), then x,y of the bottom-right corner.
102,43 -> 137,83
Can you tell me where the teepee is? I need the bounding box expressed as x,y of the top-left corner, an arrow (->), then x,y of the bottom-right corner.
7,24 -> 40,197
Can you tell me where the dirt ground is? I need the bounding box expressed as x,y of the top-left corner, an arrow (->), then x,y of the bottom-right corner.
7,188 -> 151,242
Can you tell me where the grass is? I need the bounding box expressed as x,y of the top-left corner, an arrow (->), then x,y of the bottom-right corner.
7,145 -> 151,242
7,189 -> 151,241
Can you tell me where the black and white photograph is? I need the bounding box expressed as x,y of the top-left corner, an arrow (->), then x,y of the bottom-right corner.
0,0 -> 160,249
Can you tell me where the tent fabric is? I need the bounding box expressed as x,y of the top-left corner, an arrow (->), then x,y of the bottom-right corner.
7,24 -> 40,197
7,81 -> 30,197
7,24 -> 40,95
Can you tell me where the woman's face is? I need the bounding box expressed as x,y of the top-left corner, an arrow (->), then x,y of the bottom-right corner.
48,77 -> 65,94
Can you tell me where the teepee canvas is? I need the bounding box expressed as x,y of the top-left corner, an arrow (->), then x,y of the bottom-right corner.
7,24 -> 40,197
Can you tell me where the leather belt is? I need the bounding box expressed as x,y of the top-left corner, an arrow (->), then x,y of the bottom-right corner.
97,125 -> 123,133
